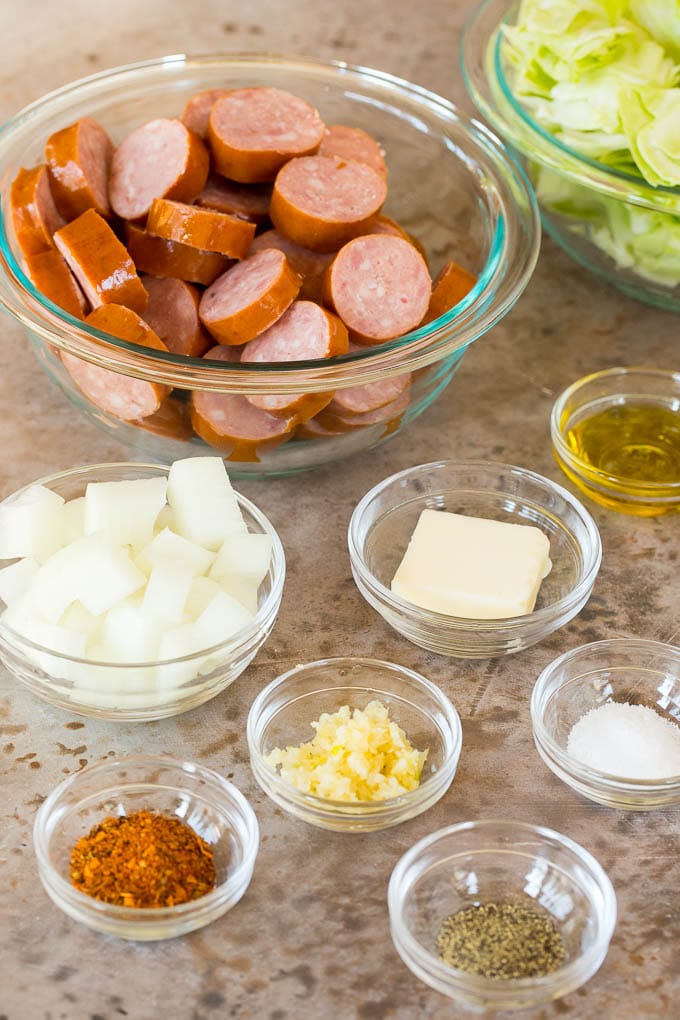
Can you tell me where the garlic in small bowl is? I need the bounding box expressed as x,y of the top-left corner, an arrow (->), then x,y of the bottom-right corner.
0,457 -> 285,720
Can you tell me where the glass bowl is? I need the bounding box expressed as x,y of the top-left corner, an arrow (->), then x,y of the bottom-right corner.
348,461 -> 602,659
531,638 -> 680,810
388,820 -> 616,1011
33,755 -> 259,940
462,0 -> 680,311
0,462 -> 285,721
246,657 -> 462,832
551,367 -> 680,517
0,53 -> 539,478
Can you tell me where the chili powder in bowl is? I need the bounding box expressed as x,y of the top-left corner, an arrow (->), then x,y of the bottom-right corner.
33,755 -> 259,940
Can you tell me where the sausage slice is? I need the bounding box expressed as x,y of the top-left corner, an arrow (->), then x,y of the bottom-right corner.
181,89 -> 230,138
199,248 -> 301,346
270,155 -> 386,252
315,386 -> 411,432
53,209 -> 148,313
241,300 -> 348,420
196,176 -> 271,224
428,260 -> 478,321
323,234 -> 431,344
125,224 -> 230,286
146,198 -> 255,259
45,117 -> 114,219
318,125 -> 387,178
140,275 -> 209,357
109,118 -> 209,220
24,249 -> 87,319
10,165 -> 64,255
248,229 -> 333,303
62,305 -> 170,421
191,346 -> 296,460
208,87 -> 325,183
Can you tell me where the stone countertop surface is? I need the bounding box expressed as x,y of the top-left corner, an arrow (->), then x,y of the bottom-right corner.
0,2 -> 678,1019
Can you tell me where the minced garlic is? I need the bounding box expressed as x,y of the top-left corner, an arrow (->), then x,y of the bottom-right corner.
264,699 -> 428,802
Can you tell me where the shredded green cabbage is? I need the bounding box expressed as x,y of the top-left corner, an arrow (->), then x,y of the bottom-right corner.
503,0 -> 680,186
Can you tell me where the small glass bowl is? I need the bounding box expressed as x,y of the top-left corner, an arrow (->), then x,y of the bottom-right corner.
348,461 -> 602,659
0,53 -> 539,477
33,755 -> 259,940
0,462 -> 285,721
551,367 -> 680,517
246,657 -> 462,832
462,0 -> 680,311
388,819 -> 617,1012
531,638 -> 680,810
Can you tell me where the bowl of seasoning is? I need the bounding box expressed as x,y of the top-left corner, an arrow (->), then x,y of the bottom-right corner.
33,755 -> 259,940
246,657 -> 462,832
531,638 -> 680,810
388,819 -> 617,1011
348,460 -> 602,658
551,367 -> 680,517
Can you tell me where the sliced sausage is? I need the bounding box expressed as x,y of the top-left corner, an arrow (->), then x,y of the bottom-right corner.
24,249 -> 87,319
53,209 -> 148,313
125,223 -> 230,286
10,165 -> 64,255
323,234 -> 431,344
208,87 -> 325,183
62,304 -> 170,421
146,198 -> 255,258
191,346 -> 296,461
109,118 -> 209,221
45,117 -> 114,220
196,176 -> 271,224
428,260 -> 478,321
315,386 -> 411,432
318,125 -> 387,178
130,394 -> 194,441
199,248 -> 301,346
181,89 -> 230,138
322,372 -> 411,416
140,275 -> 210,357
295,416 -> 347,440
270,155 -> 386,253
248,229 -> 333,303
241,300 -> 348,419
370,214 -> 428,264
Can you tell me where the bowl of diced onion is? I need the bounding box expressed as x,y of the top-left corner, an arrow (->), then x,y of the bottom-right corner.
246,656 -> 462,832
0,458 -> 285,720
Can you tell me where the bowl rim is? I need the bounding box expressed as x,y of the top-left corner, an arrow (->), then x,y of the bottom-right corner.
388,818 -> 617,995
531,637 -> 680,791
0,460 -> 286,668
550,366 -> 680,500
33,753 -> 260,924
0,51 -> 540,393
347,459 -> 603,633
246,655 -> 463,817
461,0 -> 680,212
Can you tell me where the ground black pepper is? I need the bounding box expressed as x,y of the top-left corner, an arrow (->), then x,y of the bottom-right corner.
437,901 -> 566,980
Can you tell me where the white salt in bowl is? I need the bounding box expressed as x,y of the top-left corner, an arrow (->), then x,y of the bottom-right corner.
531,638 -> 680,810
348,461 -> 601,659
0,462 -> 285,721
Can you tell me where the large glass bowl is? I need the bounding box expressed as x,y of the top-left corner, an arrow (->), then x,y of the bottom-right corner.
0,462 -> 285,721
462,0 -> 680,311
0,54 -> 539,477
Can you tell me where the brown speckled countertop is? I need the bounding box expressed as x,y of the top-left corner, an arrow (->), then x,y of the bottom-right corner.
0,2 -> 678,1019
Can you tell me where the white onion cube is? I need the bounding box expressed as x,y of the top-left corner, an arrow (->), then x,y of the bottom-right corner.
59,601 -> 102,645
84,477 -> 167,552
0,485 -> 65,563
100,603 -> 161,662
0,558 -> 39,607
196,590 -> 254,646
183,576 -> 222,621
61,496 -> 85,545
167,457 -> 245,550
142,560 -> 194,626
218,575 -> 260,615
210,534 -> 272,586
136,527 -> 214,578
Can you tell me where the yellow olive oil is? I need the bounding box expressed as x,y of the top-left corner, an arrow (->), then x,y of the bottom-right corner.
566,403 -> 680,484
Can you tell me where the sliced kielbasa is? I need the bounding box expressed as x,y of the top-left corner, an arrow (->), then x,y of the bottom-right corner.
196,176 -> 271,224
10,165 -> 64,256
125,224 -> 230,286
270,155 -> 386,253
109,118 -> 209,221
24,249 -> 87,319
248,229 -> 333,304
181,89 -> 230,138
323,234 -> 431,344
208,87 -> 325,183
141,275 -> 210,357
315,386 -> 411,432
45,117 -> 114,220
318,125 -> 387,178
146,198 -> 255,259
428,260 -> 478,321
199,248 -> 301,346
53,209 -> 148,313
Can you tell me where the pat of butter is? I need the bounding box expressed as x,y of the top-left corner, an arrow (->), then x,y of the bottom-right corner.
391,509 -> 551,619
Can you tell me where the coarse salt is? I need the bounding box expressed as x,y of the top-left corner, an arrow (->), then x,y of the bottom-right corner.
566,701 -> 680,780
